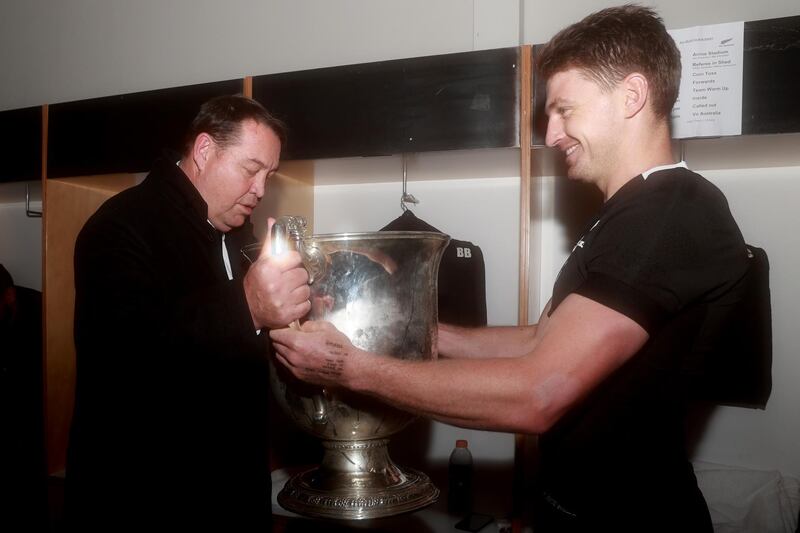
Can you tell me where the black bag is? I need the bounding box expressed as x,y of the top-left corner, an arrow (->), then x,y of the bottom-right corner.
689,245 -> 773,409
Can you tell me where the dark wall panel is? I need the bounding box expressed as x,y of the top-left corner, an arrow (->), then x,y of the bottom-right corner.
254,62 -> 403,159
0,106 -> 42,183
742,15 -> 800,135
402,47 -> 519,153
254,47 -> 519,160
48,79 -> 242,178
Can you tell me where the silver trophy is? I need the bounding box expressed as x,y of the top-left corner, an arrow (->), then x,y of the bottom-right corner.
242,215 -> 449,520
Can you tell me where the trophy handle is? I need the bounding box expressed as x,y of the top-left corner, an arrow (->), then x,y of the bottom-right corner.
271,215 -> 306,255
270,216 -> 329,426
272,216 -> 326,285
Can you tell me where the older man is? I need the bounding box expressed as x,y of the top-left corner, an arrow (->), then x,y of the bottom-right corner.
66,95 -> 310,530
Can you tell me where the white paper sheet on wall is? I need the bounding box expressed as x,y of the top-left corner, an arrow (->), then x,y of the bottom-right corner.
668,21 -> 744,139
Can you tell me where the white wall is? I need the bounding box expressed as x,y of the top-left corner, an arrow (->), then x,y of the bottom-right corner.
688,137 -> 800,478
0,0 -> 520,111
523,0 -> 800,43
312,149 -> 521,331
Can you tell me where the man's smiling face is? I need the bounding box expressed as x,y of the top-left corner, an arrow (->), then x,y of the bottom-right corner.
545,68 -> 625,189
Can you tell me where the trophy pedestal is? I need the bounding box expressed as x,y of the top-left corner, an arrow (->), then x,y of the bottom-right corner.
277,439 -> 439,520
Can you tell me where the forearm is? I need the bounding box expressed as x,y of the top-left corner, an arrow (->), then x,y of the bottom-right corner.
438,323 -> 539,359
272,296 -> 644,438
348,350 -> 543,433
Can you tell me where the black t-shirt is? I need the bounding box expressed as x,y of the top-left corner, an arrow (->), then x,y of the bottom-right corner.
537,166 -> 748,529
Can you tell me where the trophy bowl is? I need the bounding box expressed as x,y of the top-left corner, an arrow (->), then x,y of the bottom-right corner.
243,216 -> 449,520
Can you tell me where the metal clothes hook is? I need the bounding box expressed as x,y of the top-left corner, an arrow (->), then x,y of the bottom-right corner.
400,153 -> 419,212
25,182 -> 42,218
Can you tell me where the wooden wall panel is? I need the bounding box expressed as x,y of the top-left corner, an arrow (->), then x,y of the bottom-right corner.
251,160 -> 315,240
43,175 -> 139,474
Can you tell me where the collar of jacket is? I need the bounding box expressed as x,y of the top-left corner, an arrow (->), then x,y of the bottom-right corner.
146,151 -> 219,243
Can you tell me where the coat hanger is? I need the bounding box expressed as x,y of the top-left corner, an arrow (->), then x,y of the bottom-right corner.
381,153 -> 439,232
400,153 -> 419,212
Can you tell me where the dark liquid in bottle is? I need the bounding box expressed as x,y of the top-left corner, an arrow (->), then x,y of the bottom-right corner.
448,462 -> 473,514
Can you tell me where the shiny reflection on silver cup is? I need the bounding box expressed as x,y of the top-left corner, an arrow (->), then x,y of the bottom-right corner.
242,215 -> 449,520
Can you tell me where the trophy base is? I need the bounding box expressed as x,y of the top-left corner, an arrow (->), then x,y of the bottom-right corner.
277,439 -> 439,520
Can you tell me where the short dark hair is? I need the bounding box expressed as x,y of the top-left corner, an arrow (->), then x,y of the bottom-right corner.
183,94 -> 287,155
537,4 -> 681,119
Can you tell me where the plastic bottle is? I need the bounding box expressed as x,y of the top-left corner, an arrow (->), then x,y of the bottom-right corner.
448,439 -> 473,514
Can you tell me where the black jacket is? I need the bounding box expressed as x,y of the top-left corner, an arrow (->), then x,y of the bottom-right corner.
66,156 -> 270,529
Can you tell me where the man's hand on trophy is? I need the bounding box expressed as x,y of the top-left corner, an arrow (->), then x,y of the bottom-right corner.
270,321 -> 362,388
244,219 -> 311,330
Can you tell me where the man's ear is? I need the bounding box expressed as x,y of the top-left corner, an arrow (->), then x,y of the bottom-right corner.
192,133 -> 215,172
622,73 -> 649,119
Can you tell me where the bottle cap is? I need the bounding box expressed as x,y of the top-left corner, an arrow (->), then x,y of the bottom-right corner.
456,439 -> 468,448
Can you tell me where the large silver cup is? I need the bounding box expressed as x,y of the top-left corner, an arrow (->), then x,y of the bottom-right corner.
243,215 -> 449,520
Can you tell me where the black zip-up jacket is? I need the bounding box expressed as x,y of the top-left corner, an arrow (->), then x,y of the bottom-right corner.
66,155 -> 270,530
